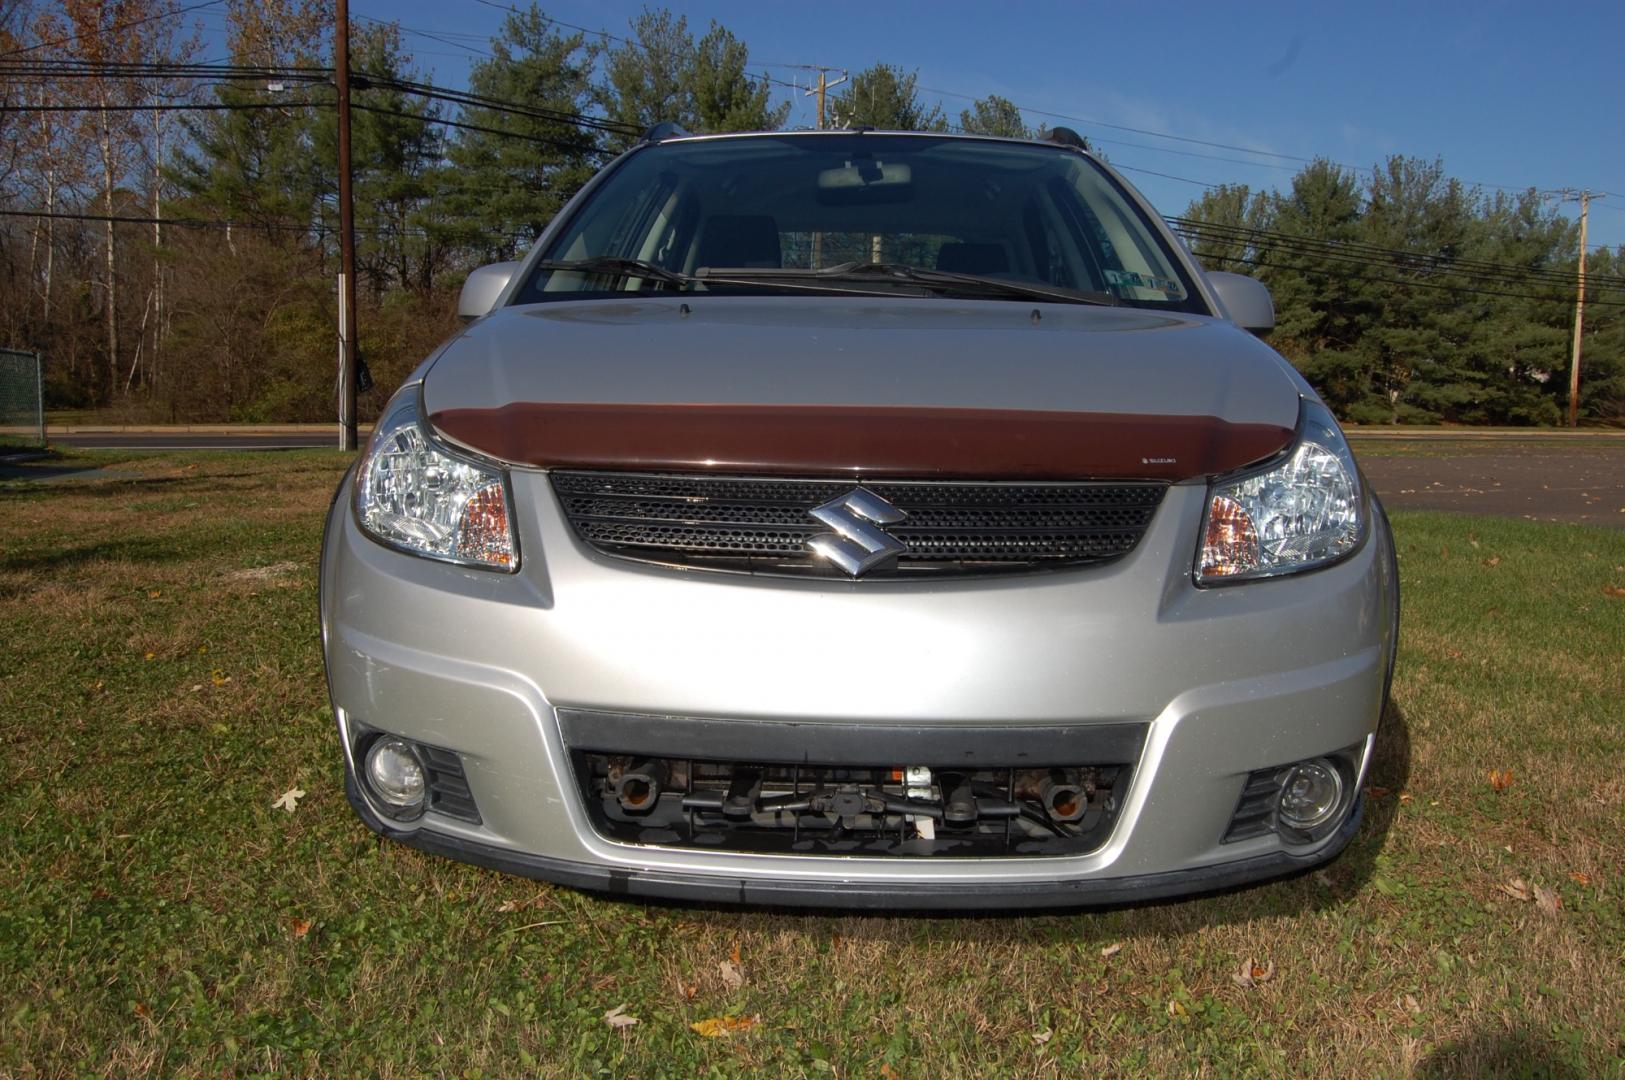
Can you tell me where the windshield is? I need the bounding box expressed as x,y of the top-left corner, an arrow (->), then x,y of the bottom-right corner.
514,133 -> 1205,312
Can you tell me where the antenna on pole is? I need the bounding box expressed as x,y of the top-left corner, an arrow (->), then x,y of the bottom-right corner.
802,67 -> 848,130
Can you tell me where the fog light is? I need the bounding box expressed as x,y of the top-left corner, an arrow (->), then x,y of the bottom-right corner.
1277,758 -> 1343,830
365,737 -> 426,810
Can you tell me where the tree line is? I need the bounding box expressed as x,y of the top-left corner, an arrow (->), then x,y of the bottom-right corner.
0,0 -> 1619,425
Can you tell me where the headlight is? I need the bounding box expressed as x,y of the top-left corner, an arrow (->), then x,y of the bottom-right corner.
1197,399 -> 1363,583
354,388 -> 517,571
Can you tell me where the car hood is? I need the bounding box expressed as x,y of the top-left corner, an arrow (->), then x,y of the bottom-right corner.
423,296 -> 1302,481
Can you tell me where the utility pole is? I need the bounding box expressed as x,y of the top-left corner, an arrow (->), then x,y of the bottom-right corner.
334,0 -> 359,451
1558,190 -> 1603,428
803,69 -> 846,270
803,68 -> 848,131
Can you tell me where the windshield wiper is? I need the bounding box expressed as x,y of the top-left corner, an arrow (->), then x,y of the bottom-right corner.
812,261 -> 1120,307
536,256 -> 694,289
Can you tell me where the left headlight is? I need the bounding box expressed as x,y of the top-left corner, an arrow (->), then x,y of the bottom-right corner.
1197,398 -> 1364,584
354,388 -> 518,571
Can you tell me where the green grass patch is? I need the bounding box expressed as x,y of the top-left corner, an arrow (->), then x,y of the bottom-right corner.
2,452 -> 1622,1076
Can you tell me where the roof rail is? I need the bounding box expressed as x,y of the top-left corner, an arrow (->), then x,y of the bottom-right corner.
640,121 -> 692,143
1042,126 -> 1091,152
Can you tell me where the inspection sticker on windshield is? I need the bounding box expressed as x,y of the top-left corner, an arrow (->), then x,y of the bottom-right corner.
1104,268 -> 1183,297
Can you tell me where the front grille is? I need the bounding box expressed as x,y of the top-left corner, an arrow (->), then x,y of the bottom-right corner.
551,471 -> 1167,577
573,752 -> 1132,858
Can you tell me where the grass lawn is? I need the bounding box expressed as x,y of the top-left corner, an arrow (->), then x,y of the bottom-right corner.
2,450 -> 1622,1077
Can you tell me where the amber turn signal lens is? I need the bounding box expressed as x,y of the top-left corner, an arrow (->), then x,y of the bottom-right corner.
1200,495 -> 1259,578
457,483 -> 515,568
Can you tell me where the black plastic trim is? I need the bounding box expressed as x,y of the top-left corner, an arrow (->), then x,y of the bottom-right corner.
344,773 -> 1363,910
555,708 -> 1148,767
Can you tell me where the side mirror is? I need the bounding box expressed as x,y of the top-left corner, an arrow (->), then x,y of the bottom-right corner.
1206,271 -> 1274,333
458,261 -> 521,320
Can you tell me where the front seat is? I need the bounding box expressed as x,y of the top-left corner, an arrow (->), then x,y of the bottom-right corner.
696,215 -> 782,269
935,242 -> 1009,275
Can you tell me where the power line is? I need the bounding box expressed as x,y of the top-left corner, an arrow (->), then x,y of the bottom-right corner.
2,100 -> 328,113
1169,215 -> 1625,291
348,100 -> 609,156
0,0 -> 225,59
1197,248 -> 1625,309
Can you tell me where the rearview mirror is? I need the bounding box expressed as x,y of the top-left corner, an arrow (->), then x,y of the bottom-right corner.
458,261 -> 520,320
1206,271 -> 1274,334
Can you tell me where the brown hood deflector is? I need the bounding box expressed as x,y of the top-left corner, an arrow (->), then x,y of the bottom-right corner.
428,402 -> 1296,482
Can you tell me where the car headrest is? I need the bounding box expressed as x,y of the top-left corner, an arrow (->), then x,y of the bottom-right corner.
935,242 -> 1009,275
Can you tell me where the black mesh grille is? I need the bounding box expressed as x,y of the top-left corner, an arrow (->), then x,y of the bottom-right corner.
551,470 -> 1167,578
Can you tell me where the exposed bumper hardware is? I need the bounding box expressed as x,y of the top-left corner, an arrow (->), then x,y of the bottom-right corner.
346,771 -> 1366,911
577,753 -> 1132,857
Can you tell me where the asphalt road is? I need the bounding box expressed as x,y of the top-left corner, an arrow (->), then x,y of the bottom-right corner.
22,431 -> 1625,529
52,432 -> 337,450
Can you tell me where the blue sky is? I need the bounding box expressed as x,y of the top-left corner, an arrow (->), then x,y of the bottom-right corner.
204,0 -> 1625,249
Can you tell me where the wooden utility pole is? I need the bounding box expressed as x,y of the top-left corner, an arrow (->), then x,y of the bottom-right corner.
803,68 -> 848,131
803,69 -> 846,270
1563,190 -> 1603,428
335,0 -> 359,450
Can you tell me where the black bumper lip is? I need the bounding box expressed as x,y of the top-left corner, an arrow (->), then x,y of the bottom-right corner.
345,774 -> 1363,911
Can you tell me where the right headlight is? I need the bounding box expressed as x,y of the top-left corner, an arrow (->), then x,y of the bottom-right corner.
1196,399 -> 1364,584
354,387 -> 518,571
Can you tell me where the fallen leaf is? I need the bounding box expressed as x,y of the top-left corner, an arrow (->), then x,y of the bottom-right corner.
189,684 -> 203,693
1487,769 -> 1515,792
1365,785 -> 1391,799
1603,585 -> 1625,599
497,899 -> 520,913
602,1004 -> 638,1030
1403,994 -> 1422,1015
690,1015 -> 755,1038
1568,872 -> 1592,887
1231,957 -> 1274,989
144,652 -> 156,661
880,1065 -> 901,1080
210,669 -> 231,686
1467,534 -> 1480,549
1482,555 -> 1501,568
1031,1029 -> 1053,1045
1533,884 -> 1561,917
290,918 -> 313,938
1166,998 -> 1188,1019
730,941 -> 742,966
719,960 -> 745,992
1497,878 -> 1532,902
272,787 -> 306,813
1099,942 -> 1122,960
148,589 -> 162,599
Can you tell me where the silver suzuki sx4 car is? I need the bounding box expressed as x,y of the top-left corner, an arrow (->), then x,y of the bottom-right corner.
320,129 -> 1399,909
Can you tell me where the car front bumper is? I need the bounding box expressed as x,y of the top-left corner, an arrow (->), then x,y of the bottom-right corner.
321,467 -> 1398,909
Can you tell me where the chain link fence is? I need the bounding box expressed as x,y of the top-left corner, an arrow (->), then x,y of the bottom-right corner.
0,349 -> 45,449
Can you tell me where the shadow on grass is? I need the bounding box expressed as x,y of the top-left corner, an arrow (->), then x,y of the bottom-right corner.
1415,1028 -> 1588,1078
0,530 -> 235,576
